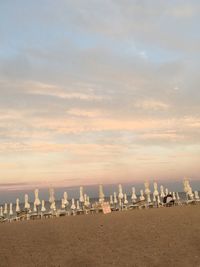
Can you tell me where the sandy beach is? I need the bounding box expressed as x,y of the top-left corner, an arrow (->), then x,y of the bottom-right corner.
0,205 -> 199,267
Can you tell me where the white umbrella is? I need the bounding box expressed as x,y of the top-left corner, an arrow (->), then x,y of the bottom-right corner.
110,195 -> 113,205
183,178 -> 194,200
33,202 -> 37,212
99,184 -> 104,203
157,195 -> 161,205
4,203 -> 8,215
77,200 -> 80,210
50,201 -> 56,211
9,203 -> 13,216
16,198 -> 20,212
63,191 -> 69,206
165,188 -> 169,196
172,192 -> 176,201
113,192 -> 118,204
24,194 -> 30,210
34,189 -> 41,206
140,190 -> 145,201
144,181 -> 151,203
49,188 -> 55,204
49,188 -> 56,210
153,182 -> 159,197
87,196 -> 90,207
160,185 -> 165,198
79,186 -> 84,203
118,184 -> 123,200
194,191 -> 200,200
41,200 -> 46,212
61,199 -> 65,209
176,192 -> 180,200
0,206 -> 3,217
131,187 -> 137,203
71,198 -> 76,210
124,193 -> 128,205
84,194 -> 88,206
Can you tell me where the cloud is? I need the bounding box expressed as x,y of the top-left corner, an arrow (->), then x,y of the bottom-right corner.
134,99 -> 169,110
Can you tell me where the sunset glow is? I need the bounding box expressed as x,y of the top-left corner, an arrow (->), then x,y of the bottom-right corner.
0,1 -> 200,189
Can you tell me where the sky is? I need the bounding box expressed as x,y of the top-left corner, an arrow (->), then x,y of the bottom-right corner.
0,0 -> 200,191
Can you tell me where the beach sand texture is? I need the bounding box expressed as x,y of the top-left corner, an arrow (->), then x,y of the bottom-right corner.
0,205 -> 199,267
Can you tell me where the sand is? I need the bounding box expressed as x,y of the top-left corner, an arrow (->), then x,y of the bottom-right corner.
0,205 -> 199,267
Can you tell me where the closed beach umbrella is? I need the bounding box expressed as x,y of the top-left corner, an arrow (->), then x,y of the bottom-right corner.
50,201 -> 56,211
131,187 -> 137,203
49,187 -> 55,204
144,181 -> 151,203
84,194 -> 87,206
113,192 -> 118,204
99,184 -> 104,203
160,185 -> 165,198
4,203 -> 8,215
33,202 -> 37,212
153,182 -> 159,197
63,191 -> 69,206
118,184 -> 123,200
176,192 -> 180,200
0,206 -> 3,217
183,178 -> 194,200
110,195 -> 113,205
71,198 -> 76,210
194,191 -> 200,200
87,196 -> 90,207
165,188 -> 169,196
24,194 -> 30,210
157,195 -> 161,205
140,190 -> 145,201
16,198 -> 20,212
124,193 -> 128,205
9,203 -> 13,216
61,199 -> 65,209
172,192 -> 176,201
79,186 -> 84,204
34,189 -> 41,206
49,188 -> 56,210
77,200 -> 80,210
41,200 -> 46,212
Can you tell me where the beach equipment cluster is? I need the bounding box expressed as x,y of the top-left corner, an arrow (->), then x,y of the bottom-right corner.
0,178 -> 199,223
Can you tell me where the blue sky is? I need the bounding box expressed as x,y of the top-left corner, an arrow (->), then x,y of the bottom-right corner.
0,0 -> 200,190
